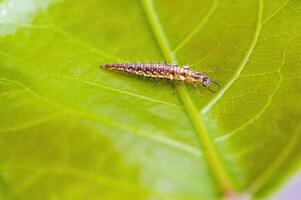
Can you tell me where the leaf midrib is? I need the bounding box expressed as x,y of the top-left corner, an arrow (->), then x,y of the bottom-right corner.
140,0 -> 235,196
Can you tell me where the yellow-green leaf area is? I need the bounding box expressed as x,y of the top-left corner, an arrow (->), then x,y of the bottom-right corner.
1,0 -> 301,199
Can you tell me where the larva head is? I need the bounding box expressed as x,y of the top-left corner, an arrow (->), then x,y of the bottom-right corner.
202,77 -> 211,87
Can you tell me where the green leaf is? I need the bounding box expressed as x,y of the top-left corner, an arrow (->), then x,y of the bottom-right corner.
1,0 -> 301,199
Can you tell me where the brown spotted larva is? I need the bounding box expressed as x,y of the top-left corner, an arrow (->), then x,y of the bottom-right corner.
102,63 -> 220,92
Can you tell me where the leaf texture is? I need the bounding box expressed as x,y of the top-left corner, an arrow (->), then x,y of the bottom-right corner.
0,0 -> 301,199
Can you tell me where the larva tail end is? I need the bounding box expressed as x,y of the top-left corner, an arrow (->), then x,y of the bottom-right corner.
101,64 -> 110,69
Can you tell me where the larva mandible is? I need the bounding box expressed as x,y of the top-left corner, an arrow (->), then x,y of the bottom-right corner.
101,63 -> 220,92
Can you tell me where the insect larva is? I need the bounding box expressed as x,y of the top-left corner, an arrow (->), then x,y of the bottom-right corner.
101,63 -> 220,92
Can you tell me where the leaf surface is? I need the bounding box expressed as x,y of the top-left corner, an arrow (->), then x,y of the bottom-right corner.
0,0 -> 301,199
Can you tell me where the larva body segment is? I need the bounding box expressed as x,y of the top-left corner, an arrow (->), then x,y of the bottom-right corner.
103,63 -> 204,83
102,63 -> 220,92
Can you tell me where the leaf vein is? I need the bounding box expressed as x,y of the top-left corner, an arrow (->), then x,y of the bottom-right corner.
262,0 -> 291,24
173,0 -> 218,53
50,73 -> 179,107
141,0 -> 235,195
0,77 -> 197,156
0,88 -> 27,97
247,123 -> 301,193
215,50 -> 286,142
0,112 -> 67,132
202,0 -> 264,114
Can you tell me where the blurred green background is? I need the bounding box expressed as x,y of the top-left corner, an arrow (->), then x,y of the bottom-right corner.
0,0 -> 301,199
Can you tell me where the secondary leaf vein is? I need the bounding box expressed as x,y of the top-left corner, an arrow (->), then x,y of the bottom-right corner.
50,73 -> 178,107
215,50 -> 286,142
202,0 -> 264,114
173,0 -> 218,53
0,77 -> 198,156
